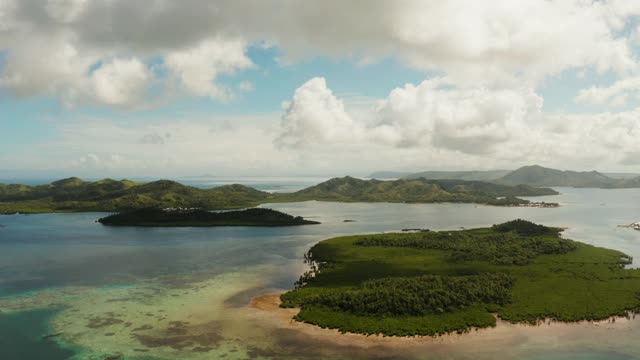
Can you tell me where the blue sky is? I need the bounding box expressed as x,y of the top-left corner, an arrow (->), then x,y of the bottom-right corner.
2,1 -> 640,178
1,47 -> 427,145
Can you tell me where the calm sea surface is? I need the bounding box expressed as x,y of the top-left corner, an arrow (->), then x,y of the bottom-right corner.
0,186 -> 639,359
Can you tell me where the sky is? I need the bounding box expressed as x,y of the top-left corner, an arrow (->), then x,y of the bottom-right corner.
2,0 -> 640,179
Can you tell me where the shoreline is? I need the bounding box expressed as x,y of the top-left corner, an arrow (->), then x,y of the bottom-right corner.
249,292 -> 639,347
0,198 -> 557,216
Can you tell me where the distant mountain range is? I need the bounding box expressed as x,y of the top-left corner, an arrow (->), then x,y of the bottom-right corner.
371,165 -> 640,188
494,165 -> 640,188
0,176 -> 558,213
404,170 -> 511,182
369,170 -> 511,181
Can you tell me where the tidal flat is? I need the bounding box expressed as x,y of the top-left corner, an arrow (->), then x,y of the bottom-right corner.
1,187 -> 640,359
0,269 -> 274,359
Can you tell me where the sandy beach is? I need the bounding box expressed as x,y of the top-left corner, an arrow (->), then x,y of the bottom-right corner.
249,292 -> 640,353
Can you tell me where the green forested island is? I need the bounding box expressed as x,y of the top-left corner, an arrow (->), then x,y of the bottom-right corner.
280,220 -> 640,336
279,177 -> 557,203
0,176 -> 558,214
0,177 -> 270,214
98,208 -> 320,227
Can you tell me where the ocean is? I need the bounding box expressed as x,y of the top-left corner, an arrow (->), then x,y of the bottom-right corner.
1,186 -> 639,359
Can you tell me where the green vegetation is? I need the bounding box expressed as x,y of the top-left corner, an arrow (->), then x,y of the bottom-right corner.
276,176 -> 557,204
0,177 -> 270,213
0,176 -> 558,214
97,207 -> 319,227
355,220 -> 574,265
289,273 -> 513,317
281,220 -> 640,336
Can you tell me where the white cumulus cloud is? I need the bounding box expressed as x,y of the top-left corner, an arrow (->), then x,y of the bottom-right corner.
1,0 -> 640,107
278,77 -> 543,155
276,77 -> 361,148
164,38 -> 253,100
371,79 -> 543,153
575,77 -> 640,106
91,58 -> 152,108
276,76 -> 640,170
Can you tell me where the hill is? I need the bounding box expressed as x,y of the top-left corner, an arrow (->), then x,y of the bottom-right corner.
605,172 -> 640,180
280,220 -> 639,336
0,176 -> 559,214
282,176 -> 557,205
494,165 -> 640,188
0,177 -> 271,213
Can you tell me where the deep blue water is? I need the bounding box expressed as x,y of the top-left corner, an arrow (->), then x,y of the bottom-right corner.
0,309 -> 75,360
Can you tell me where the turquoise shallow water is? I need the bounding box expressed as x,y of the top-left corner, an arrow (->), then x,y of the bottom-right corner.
1,187 -> 640,359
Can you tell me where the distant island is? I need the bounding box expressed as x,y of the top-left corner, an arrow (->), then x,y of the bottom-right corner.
495,165 -> 640,188
280,220 -> 640,337
277,177 -> 557,205
371,165 -> 640,189
0,176 -> 558,214
98,208 -> 320,227
377,169 -> 511,181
